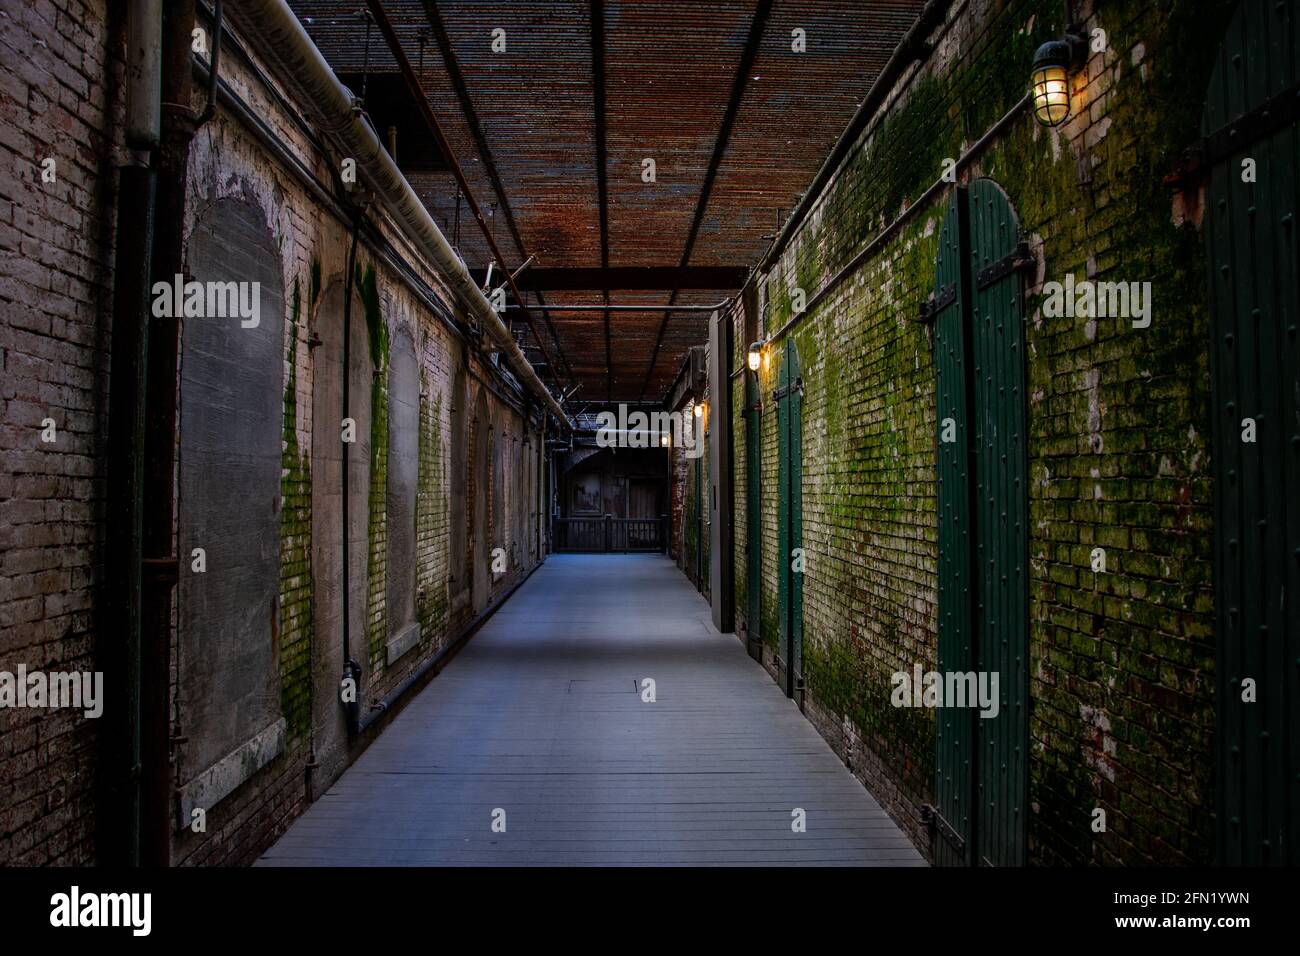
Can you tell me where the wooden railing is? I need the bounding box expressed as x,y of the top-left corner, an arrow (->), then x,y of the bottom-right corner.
553,515 -> 667,553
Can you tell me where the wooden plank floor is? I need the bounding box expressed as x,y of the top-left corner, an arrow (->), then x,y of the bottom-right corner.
258,554 -> 925,866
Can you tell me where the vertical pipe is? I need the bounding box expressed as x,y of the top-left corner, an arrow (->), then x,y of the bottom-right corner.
105,165 -> 155,868
139,0 -> 199,866
537,416 -> 545,559
125,0 -> 162,148
342,211 -> 362,736
103,0 -> 162,868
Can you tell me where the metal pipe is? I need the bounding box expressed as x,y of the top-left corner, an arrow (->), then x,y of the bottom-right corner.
341,210 -> 362,737
224,0 -> 571,427
507,254 -> 535,282
105,164 -> 154,868
140,0 -> 205,866
125,0 -> 162,147
504,303 -> 728,313
103,0 -> 162,867
196,0 -> 223,126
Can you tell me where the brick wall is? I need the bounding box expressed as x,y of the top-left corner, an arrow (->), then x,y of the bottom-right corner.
0,3 -> 546,866
670,390 -> 712,598
0,0 -> 124,866
731,0 -> 1232,864
669,441 -> 686,564
169,18 -> 544,866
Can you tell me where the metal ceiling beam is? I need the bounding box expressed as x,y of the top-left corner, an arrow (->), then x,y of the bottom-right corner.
591,0 -> 612,402
413,0 -> 578,390
639,0 -> 773,399
364,0 -> 568,396
470,265 -> 751,291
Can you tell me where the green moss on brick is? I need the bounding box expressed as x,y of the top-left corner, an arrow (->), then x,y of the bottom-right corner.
358,262 -> 389,672
417,388 -> 448,637
734,0 -> 1224,864
279,275 -> 314,740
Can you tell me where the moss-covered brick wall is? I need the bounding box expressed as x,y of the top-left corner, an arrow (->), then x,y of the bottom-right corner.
169,17 -> 547,866
732,311 -> 750,627
731,0 -> 1234,864
279,272 -> 316,741
358,263 -> 390,674
417,387 -> 448,639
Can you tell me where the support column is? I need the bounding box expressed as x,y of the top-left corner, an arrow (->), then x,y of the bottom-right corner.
708,309 -> 734,633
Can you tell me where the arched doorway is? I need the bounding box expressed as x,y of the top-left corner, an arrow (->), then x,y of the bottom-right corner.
1203,0 -> 1300,866
471,387 -> 492,615
931,179 -> 1030,867
178,196 -> 285,779
448,365 -> 469,608
309,275 -> 373,764
386,318 -> 419,661
492,411 -> 506,571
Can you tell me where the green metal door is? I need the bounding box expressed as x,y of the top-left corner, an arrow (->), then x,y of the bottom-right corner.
968,179 -> 1030,867
1204,0 -> 1300,866
934,187 -> 975,866
932,180 -> 1029,866
777,339 -> 803,700
746,371 -> 762,644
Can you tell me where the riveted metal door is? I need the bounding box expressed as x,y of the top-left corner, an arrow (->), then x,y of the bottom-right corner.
1204,0 -> 1300,866
934,187 -> 975,866
777,339 -> 804,700
746,370 -> 763,643
932,181 -> 1029,866
968,179 -> 1029,867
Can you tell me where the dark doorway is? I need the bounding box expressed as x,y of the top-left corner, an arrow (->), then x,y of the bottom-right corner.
471,388 -> 492,615
553,446 -> 667,552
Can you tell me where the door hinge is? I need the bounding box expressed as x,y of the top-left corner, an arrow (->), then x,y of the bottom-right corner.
773,376 -> 803,401
975,240 -> 1033,291
918,282 -> 957,323
1169,81 -> 1300,189
920,803 -> 966,854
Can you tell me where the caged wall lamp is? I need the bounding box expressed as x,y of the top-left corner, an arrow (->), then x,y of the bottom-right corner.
1030,33 -> 1086,126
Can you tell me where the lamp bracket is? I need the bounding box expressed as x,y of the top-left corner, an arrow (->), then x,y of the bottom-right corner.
1064,31 -> 1088,70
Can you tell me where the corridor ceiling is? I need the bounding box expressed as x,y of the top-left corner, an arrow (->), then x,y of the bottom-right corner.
287,1 -> 926,403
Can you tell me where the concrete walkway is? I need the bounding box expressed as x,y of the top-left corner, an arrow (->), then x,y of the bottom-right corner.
258,554 -> 923,866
